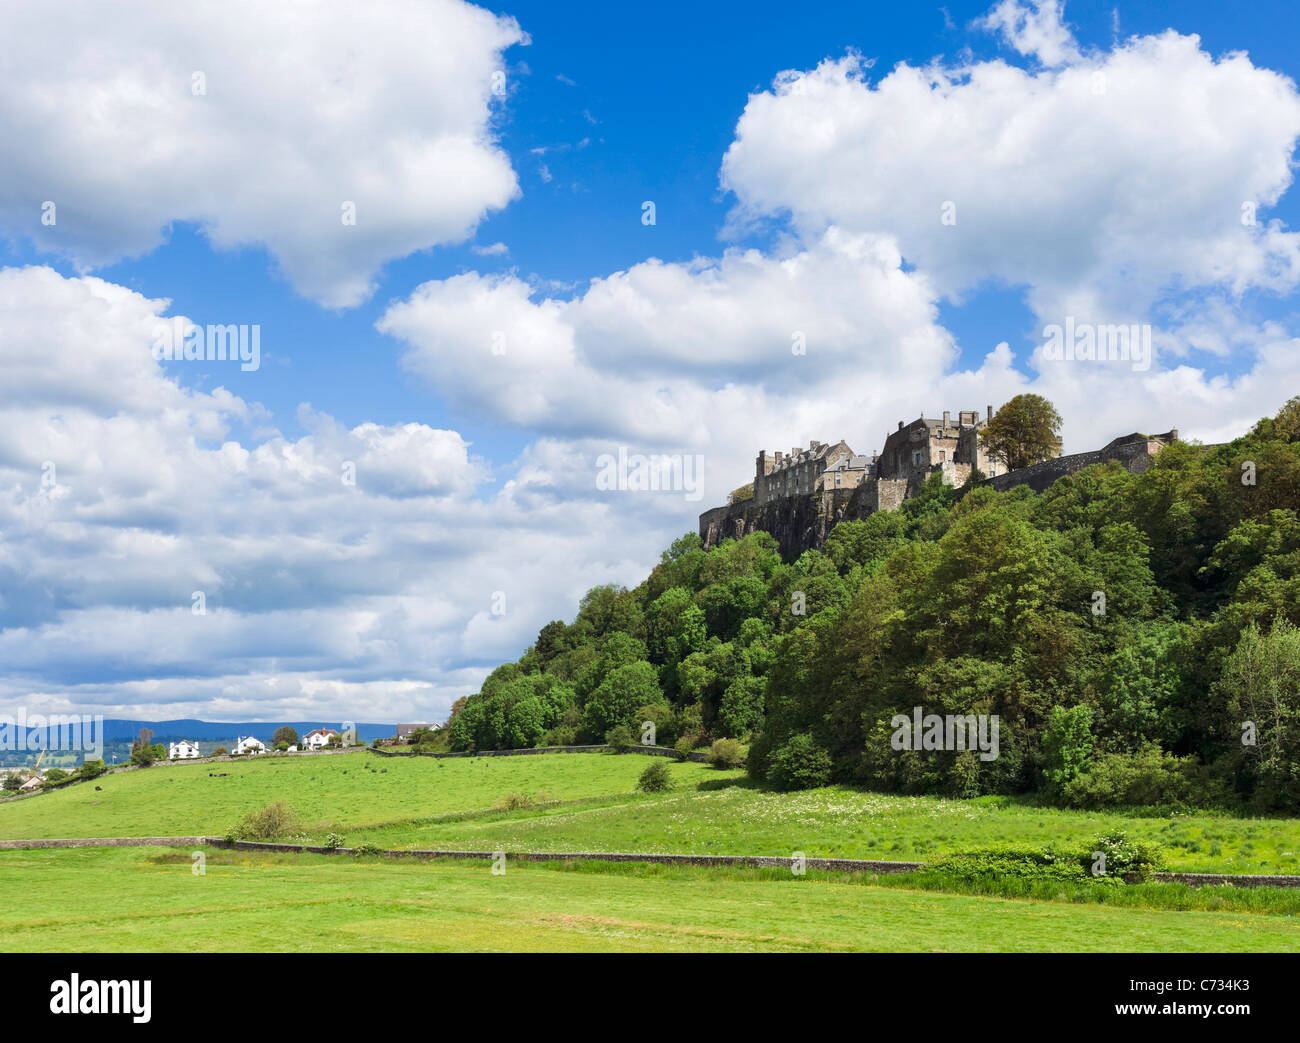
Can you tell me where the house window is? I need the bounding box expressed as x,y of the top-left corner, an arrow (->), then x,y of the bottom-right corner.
939,450 -> 946,462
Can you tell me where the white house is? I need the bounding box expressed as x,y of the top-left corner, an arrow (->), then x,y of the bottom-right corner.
232,735 -> 266,755
169,740 -> 202,760
302,728 -> 338,750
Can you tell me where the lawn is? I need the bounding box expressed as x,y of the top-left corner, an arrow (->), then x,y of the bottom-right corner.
3,846 -> 1299,953
0,750 -> 731,839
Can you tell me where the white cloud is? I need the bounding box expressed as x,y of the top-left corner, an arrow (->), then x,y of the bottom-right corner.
0,267 -> 677,721
720,18 -> 1300,325
0,0 -> 526,307
977,0 -> 1080,67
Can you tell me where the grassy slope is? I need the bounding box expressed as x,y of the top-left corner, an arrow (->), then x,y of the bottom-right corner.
4,753 -> 1300,874
0,750 -> 730,839
3,846 -> 1298,953
333,779 -> 1300,875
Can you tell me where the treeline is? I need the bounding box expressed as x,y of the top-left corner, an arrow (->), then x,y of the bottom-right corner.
448,399 -> 1300,810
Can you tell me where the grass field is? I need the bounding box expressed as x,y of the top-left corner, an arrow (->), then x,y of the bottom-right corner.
5,750 -> 1300,952
0,750 -> 730,839
3,846 -> 1299,953
4,752 -> 1300,874
327,781 -> 1300,874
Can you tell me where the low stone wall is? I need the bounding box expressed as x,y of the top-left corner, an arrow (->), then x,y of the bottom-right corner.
370,743 -> 711,764
0,836 -> 209,849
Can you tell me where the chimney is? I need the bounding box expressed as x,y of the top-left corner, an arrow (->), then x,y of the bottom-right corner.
943,410 -> 951,427
809,440 -> 817,450
898,421 -> 903,431
987,404 -> 993,421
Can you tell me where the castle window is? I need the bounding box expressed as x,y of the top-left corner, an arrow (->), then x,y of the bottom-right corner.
939,450 -> 946,462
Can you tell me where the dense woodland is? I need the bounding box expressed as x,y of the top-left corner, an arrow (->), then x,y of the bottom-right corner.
447,399 -> 1300,811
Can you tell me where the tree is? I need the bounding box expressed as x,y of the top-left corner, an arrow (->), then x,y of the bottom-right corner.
272,726 -> 299,748
130,728 -> 157,766
979,394 -> 1063,471
1,775 -> 19,791
582,661 -> 664,739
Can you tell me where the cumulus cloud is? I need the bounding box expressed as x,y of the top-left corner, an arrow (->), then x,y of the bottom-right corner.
0,0 -> 526,307
721,11 -> 1300,327
977,0 -> 1080,67
0,267 -> 678,721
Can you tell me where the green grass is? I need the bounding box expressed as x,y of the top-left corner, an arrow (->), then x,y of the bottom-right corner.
328,781 -> 1300,875
6,753 -> 1300,875
3,846 -> 1298,953
0,750 -> 732,840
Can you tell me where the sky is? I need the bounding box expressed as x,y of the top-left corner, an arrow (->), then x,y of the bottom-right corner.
2,0 -> 1299,723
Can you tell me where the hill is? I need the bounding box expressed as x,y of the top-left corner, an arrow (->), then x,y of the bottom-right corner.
444,398 -> 1300,812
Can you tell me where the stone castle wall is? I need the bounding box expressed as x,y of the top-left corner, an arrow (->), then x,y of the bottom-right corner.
702,429 -> 1175,555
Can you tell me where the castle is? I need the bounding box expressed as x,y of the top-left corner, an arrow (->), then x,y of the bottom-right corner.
700,407 -> 1180,556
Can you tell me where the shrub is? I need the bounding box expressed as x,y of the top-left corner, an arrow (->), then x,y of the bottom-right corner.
604,725 -> 636,752
227,801 -> 300,841
931,848 -> 1099,885
673,735 -> 695,760
1059,745 -> 1224,809
637,760 -> 673,793
77,759 -> 106,779
211,747 -> 228,758
354,843 -> 384,857
323,833 -> 345,850
707,738 -> 743,769
493,792 -> 535,811
1087,830 -> 1162,881
45,768 -> 69,783
766,734 -> 832,791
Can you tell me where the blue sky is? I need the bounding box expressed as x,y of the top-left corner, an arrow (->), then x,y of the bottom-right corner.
2,0 -> 1299,721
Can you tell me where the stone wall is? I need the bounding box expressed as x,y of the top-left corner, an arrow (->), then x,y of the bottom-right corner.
370,743 -> 711,763
985,436 -> 1162,494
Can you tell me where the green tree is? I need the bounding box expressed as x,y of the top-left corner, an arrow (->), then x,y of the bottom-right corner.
272,726 -> 299,748
582,661 -> 664,739
979,394 -> 1063,471
130,728 -> 157,766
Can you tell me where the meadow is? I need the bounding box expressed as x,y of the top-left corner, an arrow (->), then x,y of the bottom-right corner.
4,751 -> 1300,874
2,845 -> 1298,953
5,749 -> 1300,952
0,750 -> 727,839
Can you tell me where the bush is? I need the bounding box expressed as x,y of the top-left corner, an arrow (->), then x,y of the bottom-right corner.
323,832 -> 345,850
1059,745 -> 1224,810
211,747 -> 228,758
931,848 -> 1099,885
493,792 -> 536,811
605,725 -> 636,752
354,843 -> 384,856
637,760 -> 673,793
766,734 -> 832,791
226,801 -> 300,841
1087,830 -> 1162,881
45,768 -> 69,783
707,738 -> 743,769
673,735 -> 695,760
77,759 -> 106,779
